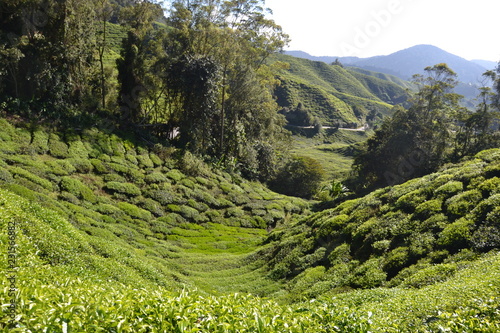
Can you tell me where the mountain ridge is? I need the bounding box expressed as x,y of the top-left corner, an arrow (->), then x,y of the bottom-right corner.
286,44 -> 496,83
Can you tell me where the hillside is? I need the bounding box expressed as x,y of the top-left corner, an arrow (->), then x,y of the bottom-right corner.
262,149 -> 500,301
286,45 -> 494,107
287,45 -> 492,84
350,45 -> 489,84
270,54 -> 410,127
1,116 -> 499,331
0,118 -> 310,297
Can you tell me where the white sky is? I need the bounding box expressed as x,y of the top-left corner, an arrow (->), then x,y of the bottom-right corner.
265,0 -> 500,61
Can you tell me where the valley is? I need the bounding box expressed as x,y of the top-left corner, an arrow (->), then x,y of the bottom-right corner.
1,0 -> 499,331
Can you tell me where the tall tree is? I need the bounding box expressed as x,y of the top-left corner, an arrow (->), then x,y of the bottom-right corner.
164,0 -> 289,166
454,69 -> 500,158
351,64 -> 464,193
0,0 -> 100,116
116,0 -> 164,123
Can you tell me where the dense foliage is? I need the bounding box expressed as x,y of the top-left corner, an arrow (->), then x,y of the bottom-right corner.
262,148 -> 500,302
351,64 -> 500,193
0,167 -> 499,331
0,0 -> 291,180
1,1 -> 500,331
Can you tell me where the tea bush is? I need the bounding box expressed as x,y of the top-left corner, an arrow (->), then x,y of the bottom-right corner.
116,201 -> 152,221
48,133 -> 69,158
9,166 -> 53,190
104,181 -> 141,197
145,172 -> 168,184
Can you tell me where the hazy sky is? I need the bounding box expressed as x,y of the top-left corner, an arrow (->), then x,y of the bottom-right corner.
265,0 -> 500,61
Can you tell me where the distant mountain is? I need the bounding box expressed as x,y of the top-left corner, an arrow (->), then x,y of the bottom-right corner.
287,45 -> 492,84
284,51 -> 360,65
348,45 -> 487,84
471,59 -> 498,71
287,45 -> 494,106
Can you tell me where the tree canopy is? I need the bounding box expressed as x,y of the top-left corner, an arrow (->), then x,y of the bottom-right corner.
350,63 -> 500,194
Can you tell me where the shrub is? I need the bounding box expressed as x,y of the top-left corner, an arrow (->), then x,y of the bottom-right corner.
126,168 -> 144,185
317,214 -> 349,238
166,169 -> 185,182
178,151 -> 210,177
149,153 -> 163,166
145,189 -> 174,205
166,204 -> 181,213
193,189 -> 219,207
157,213 -> 185,225
137,154 -> 154,168
407,232 -> 435,258
471,193 -> 500,220
435,181 -> 463,197
372,239 -> 391,254
95,203 -> 124,217
137,198 -> 164,217
414,199 -> 442,219
438,218 -> 473,251
225,206 -> 245,218
383,247 -> 410,277
179,205 -> 204,222
478,177 -> 500,195
107,162 -> 129,174
0,167 -> 14,183
270,155 -> 326,199
145,172 -> 168,184
395,189 -> 428,212
116,202 -> 152,221
187,199 -> 209,212
90,159 -> 108,174
471,224 -> 500,251
48,133 -> 69,158
445,190 -> 483,217
68,140 -> 89,159
475,148 -> 500,162
484,162 -> 500,178
60,176 -> 81,196
125,153 -> 138,165
68,158 -> 94,173
59,191 -> 80,204
401,263 -> 457,288
180,178 -> 196,189
350,258 -> 387,289
9,166 -> 53,190
31,130 -> 49,154
328,243 -> 351,265
104,181 -> 141,197
103,173 -> 127,183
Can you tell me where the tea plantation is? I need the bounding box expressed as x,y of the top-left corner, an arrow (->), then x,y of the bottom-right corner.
1,118 -> 499,332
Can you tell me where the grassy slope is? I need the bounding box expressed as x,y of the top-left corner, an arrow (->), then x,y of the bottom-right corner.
271,54 -> 410,126
0,117 -> 309,298
0,118 -> 498,331
263,148 -> 500,304
289,128 -> 370,180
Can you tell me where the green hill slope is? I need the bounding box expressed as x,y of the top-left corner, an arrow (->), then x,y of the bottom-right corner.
0,117 -> 309,297
1,117 -> 499,331
270,54 -> 410,126
263,148 -> 500,301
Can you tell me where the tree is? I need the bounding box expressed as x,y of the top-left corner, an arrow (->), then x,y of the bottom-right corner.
351,64 -> 464,193
96,0 -> 114,109
453,69 -> 500,158
163,0 -> 289,169
270,155 -> 325,199
166,54 -> 221,154
116,0 -> 164,124
0,0 -> 101,117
